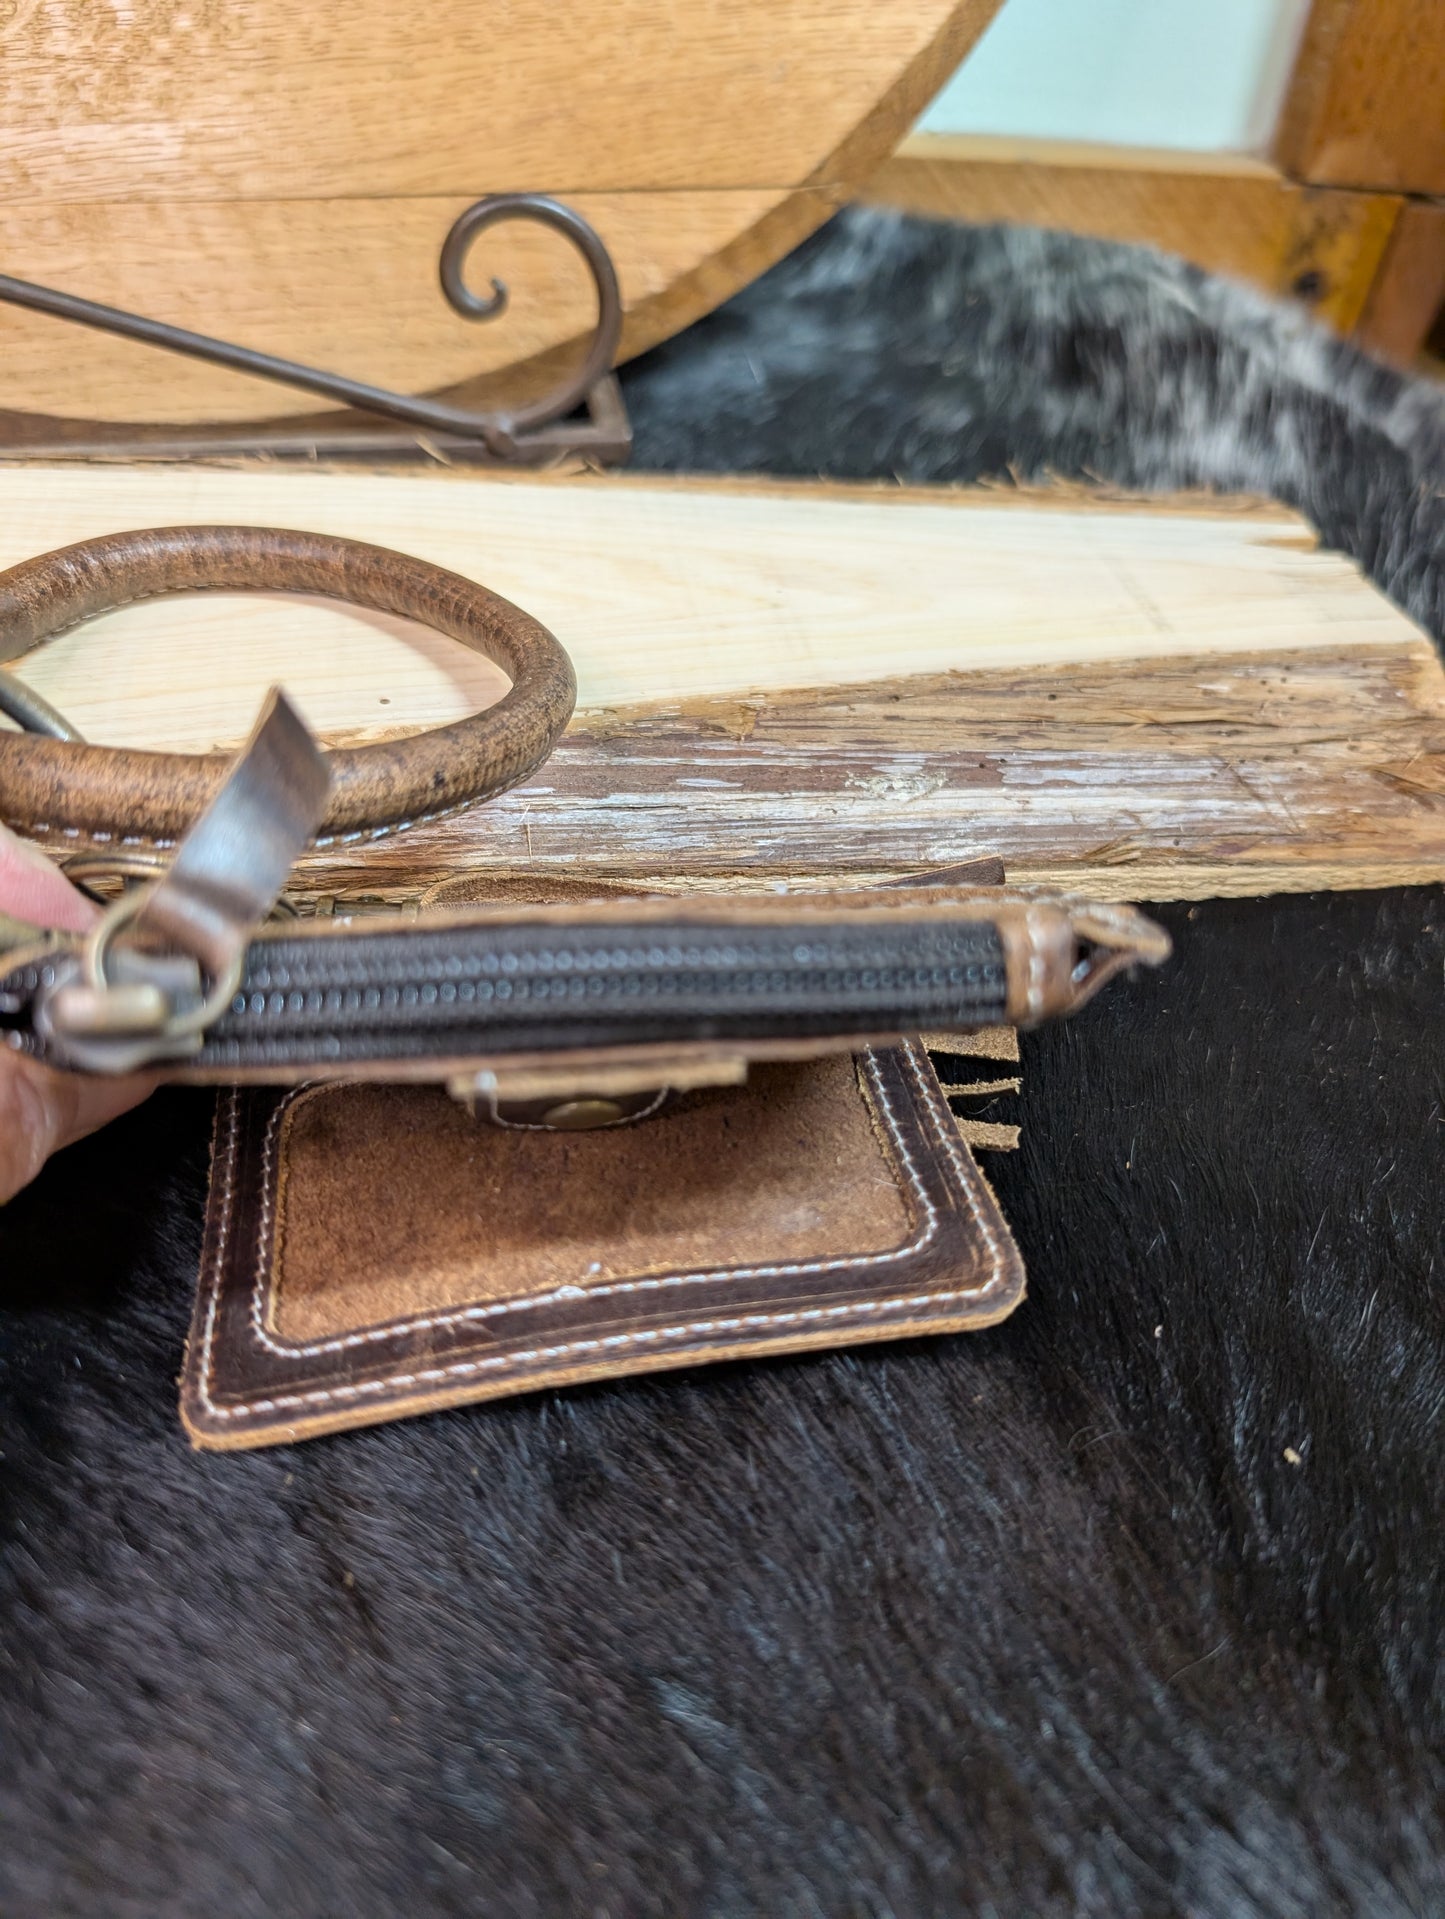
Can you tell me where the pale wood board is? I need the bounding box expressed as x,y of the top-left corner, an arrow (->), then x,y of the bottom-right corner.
862,135 -> 1402,333
2,463 -> 1443,903
0,465 -> 1403,740
0,0 -> 1003,423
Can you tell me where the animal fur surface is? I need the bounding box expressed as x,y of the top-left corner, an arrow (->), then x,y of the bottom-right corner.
1,215 -> 1442,1916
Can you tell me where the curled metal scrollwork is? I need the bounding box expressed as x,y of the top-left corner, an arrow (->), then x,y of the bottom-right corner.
0,193 -> 624,457
436,195 -> 622,444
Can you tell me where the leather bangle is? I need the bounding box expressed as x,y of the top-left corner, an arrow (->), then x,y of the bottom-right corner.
0,525 -> 577,847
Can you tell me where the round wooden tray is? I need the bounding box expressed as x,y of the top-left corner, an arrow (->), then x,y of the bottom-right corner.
0,0 -> 1002,433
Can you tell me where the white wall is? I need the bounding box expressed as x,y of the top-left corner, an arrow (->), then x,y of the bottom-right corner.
919,0 -> 1313,153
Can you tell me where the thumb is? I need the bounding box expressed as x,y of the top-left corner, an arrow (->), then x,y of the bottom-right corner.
0,1055 -> 69,1204
0,825 -> 95,933
0,828 -> 155,1205
0,1054 -> 155,1206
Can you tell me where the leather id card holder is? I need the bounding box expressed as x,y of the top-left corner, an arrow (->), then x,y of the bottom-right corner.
182,1041 -> 1025,1450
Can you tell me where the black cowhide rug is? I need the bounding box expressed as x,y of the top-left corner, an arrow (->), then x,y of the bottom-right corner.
1,214 -> 1442,1917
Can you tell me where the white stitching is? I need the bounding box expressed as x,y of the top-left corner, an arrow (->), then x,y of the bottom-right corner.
3,551 -> 546,851
205,1288 -> 1006,1420
11,819 -> 179,849
311,794 -> 480,848
244,1049 -> 938,1358
195,1042 -> 1009,1421
900,1041 -> 1004,1279
6,792 -> 474,853
191,1085 -> 241,1410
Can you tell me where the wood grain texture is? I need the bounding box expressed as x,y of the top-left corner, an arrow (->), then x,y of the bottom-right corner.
0,191 -> 785,424
3,464 -> 1441,902
1273,0 -> 1445,196
0,463 -> 1406,747
0,0 -> 997,202
1352,199 -> 1445,365
0,0 -> 1003,423
292,643 -> 1445,903
863,135 -> 1402,331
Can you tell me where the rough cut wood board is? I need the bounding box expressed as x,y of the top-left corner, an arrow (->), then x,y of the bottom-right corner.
0,0 -> 1002,424
3,464 -> 1443,903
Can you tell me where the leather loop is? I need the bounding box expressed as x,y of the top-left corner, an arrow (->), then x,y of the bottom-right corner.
0,525 -> 577,846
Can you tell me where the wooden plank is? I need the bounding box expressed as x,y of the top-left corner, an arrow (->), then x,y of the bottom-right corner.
0,463 -> 1406,749
1272,0 -> 1445,197
0,0 -> 1003,424
863,134 -> 1401,331
1352,200 -> 1445,365
296,643 -> 1445,903
2,464 -> 1442,902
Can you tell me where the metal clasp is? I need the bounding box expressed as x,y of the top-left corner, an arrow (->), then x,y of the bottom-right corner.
29,688 -> 329,1073
42,887 -> 243,1047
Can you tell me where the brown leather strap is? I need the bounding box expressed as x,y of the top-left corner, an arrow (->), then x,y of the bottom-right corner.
0,525 -> 576,847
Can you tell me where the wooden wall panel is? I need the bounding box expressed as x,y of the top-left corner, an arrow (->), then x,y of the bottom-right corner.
1273,0 -> 1445,196
1353,200 -> 1445,362
863,137 -> 1403,333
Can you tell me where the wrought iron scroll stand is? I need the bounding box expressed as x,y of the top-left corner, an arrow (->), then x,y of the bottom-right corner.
0,193 -> 631,467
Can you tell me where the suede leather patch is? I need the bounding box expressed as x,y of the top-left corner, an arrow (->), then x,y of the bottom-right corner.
181,1042 -> 1025,1450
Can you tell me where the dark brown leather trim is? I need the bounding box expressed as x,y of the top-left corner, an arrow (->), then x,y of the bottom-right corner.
180,1042 -> 1026,1450
0,525 -> 576,846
